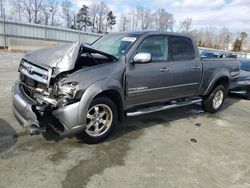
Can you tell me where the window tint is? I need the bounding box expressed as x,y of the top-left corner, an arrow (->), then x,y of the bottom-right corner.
137,36 -> 168,61
171,36 -> 195,61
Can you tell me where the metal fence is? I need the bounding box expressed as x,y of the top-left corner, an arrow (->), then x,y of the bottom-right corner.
0,19 -> 102,47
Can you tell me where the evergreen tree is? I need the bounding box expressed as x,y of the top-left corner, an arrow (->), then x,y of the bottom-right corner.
76,5 -> 92,31
232,32 -> 248,52
106,11 -> 116,32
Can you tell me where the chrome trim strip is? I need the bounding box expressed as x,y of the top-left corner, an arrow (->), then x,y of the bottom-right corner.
127,99 -> 202,117
230,90 -> 247,94
128,82 -> 199,94
72,125 -> 84,129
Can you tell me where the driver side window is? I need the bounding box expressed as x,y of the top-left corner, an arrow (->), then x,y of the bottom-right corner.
137,35 -> 168,62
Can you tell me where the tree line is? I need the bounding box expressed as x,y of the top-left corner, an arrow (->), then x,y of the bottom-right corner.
11,0 -> 116,33
8,0 -> 249,52
119,7 -> 249,52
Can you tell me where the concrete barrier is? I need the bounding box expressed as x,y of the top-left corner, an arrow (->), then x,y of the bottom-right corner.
8,38 -> 68,52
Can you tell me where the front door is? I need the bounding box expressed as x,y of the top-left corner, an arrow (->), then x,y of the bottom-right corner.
126,35 -> 172,106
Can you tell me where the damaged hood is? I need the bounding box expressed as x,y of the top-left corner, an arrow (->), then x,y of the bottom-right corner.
23,42 -> 116,76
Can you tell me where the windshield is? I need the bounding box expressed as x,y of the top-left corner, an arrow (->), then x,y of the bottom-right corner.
91,34 -> 138,58
240,61 -> 250,71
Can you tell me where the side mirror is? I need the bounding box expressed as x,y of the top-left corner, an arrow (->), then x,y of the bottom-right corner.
133,53 -> 151,63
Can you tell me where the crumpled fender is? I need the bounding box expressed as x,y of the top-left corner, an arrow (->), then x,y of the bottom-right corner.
77,79 -> 125,126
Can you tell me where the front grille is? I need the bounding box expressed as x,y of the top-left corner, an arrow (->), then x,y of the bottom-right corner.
19,60 -> 50,86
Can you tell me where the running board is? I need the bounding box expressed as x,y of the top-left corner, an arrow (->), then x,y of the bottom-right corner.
126,99 -> 202,117
230,90 -> 247,95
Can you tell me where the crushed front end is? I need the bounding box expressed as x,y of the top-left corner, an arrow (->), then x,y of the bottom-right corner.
12,59 -> 84,136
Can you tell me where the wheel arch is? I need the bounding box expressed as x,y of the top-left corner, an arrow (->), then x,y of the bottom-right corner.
77,79 -> 125,126
204,75 -> 230,96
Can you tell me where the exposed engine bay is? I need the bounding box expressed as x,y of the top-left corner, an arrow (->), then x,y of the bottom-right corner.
19,49 -> 116,115
20,73 -> 78,108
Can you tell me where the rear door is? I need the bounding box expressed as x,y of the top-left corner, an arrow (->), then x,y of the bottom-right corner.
126,35 -> 172,106
168,36 -> 202,98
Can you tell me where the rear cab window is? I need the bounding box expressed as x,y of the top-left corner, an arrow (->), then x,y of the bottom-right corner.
170,36 -> 195,61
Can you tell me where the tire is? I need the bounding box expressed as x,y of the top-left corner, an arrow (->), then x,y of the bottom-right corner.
78,97 -> 118,144
245,92 -> 250,100
202,85 -> 226,113
245,87 -> 250,100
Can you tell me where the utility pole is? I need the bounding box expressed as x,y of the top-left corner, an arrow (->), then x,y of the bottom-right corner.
45,16 -> 48,40
73,14 -> 76,29
0,0 -> 3,18
3,8 -> 6,48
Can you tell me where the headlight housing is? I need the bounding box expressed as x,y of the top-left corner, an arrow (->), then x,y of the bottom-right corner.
58,82 -> 79,98
55,81 -> 79,108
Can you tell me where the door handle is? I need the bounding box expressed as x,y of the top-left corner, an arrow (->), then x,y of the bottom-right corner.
160,67 -> 170,72
193,65 -> 201,69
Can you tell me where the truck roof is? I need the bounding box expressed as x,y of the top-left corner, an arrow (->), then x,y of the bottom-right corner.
109,31 -> 191,38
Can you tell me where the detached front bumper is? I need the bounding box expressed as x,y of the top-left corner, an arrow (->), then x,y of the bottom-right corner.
12,81 -> 86,136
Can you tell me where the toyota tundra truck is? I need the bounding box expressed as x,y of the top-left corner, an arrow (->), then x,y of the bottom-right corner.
12,32 -> 240,143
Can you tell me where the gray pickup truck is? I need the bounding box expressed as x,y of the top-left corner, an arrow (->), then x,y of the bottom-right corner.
12,32 -> 239,143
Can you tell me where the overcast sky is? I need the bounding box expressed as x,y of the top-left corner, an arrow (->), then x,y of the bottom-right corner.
72,0 -> 250,33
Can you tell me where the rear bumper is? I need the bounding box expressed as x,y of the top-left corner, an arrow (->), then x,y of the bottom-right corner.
230,85 -> 250,96
12,80 -> 86,136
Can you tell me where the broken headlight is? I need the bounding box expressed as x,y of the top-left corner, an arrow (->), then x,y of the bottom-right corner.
58,82 -> 79,98
56,82 -> 79,108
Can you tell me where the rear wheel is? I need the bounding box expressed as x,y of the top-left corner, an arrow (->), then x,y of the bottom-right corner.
79,97 -> 118,144
202,85 -> 226,113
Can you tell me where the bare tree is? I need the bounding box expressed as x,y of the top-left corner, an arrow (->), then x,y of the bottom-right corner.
218,27 -> 231,50
205,26 -> 218,48
119,14 -> 130,32
96,1 -> 110,33
45,0 -> 58,26
32,0 -> 43,23
89,3 -> 98,32
41,3 -> 49,25
136,6 -> 153,30
11,0 -> 43,23
21,0 -> 32,22
154,9 -> 174,31
179,17 -> 192,34
61,0 -> 73,28
129,7 -> 138,31
243,38 -> 250,51
12,0 -> 22,21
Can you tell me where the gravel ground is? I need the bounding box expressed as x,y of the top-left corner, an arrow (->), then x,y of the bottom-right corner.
0,51 -> 250,188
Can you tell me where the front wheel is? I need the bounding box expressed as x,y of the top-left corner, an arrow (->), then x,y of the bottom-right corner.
202,85 -> 226,113
79,97 -> 118,144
